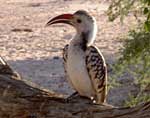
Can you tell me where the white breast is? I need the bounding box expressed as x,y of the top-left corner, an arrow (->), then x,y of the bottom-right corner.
66,45 -> 95,98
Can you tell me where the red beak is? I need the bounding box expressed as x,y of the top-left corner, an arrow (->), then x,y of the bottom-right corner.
46,14 -> 74,26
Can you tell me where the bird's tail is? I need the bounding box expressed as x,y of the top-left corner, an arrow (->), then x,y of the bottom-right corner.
96,84 -> 107,104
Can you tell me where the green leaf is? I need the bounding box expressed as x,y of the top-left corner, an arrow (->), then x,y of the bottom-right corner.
143,0 -> 150,5
144,20 -> 150,32
144,7 -> 149,14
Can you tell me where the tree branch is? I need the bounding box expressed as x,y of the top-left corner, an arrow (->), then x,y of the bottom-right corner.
0,56 -> 149,118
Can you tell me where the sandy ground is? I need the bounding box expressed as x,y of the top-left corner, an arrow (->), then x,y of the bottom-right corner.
0,0 -> 138,106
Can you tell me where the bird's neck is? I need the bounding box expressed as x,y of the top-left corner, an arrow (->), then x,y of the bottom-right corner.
71,30 -> 96,51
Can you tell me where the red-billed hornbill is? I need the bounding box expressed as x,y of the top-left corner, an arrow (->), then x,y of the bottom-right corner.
46,10 -> 107,104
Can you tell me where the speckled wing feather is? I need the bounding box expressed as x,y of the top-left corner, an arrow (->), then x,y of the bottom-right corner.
86,46 -> 107,104
62,44 -> 73,86
63,44 -> 69,64
62,44 -> 69,78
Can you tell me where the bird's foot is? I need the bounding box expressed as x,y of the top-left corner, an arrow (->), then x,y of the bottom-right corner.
65,91 -> 78,103
65,93 -> 96,105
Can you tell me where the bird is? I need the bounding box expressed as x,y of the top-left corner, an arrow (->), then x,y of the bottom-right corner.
46,10 -> 107,104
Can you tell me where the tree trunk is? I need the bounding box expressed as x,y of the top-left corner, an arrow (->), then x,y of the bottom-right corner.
0,57 -> 149,118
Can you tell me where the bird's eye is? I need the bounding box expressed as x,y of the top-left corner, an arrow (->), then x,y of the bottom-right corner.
77,19 -> 82,23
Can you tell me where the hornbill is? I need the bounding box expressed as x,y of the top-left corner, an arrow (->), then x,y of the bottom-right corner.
46,10 -> 107,104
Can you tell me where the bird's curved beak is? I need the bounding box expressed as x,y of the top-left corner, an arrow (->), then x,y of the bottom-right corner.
45,14 -> 74,27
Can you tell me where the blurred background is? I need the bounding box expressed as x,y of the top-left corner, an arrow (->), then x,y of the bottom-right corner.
0,0 -> 150,107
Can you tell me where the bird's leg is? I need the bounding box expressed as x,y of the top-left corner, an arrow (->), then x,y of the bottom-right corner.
65,91 -> 78,102
65,92 -> 95,104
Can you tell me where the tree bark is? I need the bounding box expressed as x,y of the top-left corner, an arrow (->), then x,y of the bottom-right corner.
0,57 -> 149,118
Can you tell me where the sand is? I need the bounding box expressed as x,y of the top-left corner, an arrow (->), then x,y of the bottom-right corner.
0,0 -> 138,106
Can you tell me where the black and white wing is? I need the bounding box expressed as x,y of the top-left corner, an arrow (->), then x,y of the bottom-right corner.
86,46 -> 107,104
62,44 -> 69,64
62,44 -> 74,86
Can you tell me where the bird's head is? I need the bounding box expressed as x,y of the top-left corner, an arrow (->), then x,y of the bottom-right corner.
46,10 -> 97,46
